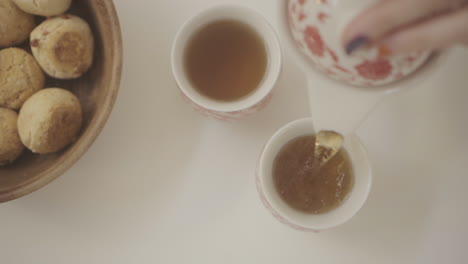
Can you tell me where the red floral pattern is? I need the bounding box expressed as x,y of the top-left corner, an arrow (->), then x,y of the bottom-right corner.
291,3 -> 297,14
334,64 -> 351,73
406,56 -> 417,63
355,59 -> 393,81
327,48 -> 339,63
298,12 -> 307,21
318,12 -> 329,23
304,26 -> 325,57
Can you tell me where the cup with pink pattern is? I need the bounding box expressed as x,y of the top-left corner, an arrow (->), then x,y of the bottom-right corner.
172,5 -> 282,121
286,0 -> 433,87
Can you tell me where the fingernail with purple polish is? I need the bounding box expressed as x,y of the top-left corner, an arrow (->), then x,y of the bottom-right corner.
345,35 -> 369,55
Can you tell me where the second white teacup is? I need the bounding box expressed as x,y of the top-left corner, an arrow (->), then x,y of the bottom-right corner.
256,118 -> 372,231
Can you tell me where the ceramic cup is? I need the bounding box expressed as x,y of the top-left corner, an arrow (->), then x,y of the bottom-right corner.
286,0 -> 431,87
171,5 -> 282,121
256,118 -> 372,232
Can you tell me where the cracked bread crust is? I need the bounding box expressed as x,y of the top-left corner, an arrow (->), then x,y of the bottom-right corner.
0,48 -> 45,110
0,0 -> 35,47
31,15 -> 94,79
13,0 -> 72,16
0,108 -> 24,166
18,88 -> 82,154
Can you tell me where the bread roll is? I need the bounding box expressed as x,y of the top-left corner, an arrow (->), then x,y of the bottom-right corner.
0,0 -> 35,47
0,108 -> 24,165
18,88 -> 83,154
31,15 -> 94,79
0,48 -> 45,110
13,0 -> 72,16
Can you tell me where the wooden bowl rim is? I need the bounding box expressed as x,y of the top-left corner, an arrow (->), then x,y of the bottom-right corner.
0,0 -> 123,203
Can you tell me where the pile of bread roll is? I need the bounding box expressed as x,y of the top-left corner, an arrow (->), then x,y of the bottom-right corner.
0,0 -> 94,166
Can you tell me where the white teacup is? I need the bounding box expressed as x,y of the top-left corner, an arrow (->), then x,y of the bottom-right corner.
171,5 -> 282,121
256,118 -> 372,232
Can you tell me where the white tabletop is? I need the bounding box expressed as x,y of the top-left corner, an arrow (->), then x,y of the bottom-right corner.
1,0 -> 467,263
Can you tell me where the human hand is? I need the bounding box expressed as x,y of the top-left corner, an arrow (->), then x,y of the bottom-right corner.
343,0 -> 468,55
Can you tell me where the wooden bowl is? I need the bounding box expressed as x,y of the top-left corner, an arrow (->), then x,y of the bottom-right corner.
0,0 -> 123,203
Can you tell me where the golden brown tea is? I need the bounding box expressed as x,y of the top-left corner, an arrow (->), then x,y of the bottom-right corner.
273,135 -> 354,214
184,20 -> 267,101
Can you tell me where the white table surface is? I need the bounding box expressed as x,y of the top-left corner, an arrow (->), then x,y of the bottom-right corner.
1,0 -> 468,263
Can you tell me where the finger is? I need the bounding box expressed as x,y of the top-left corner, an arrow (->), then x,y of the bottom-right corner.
381,6 -> 468,54
342,0 -> 466,54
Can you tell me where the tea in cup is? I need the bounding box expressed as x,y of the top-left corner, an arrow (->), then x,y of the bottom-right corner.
256,118 -> 372,231
172,5 -> 282,120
